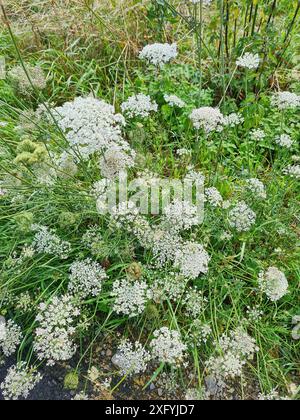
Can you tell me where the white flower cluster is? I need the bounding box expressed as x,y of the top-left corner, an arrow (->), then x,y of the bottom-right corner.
0,188 -> 7,197
190,107 -> 225,133
251,128 -> 265,141
92,179 -> 110,209
223,112 -> 244,128
228,201 -> 256,232
183,288 -> 208,318
205,187 -> 223,207
271,91 -> 300,110
34,295 -> 80,365
121,94 -> 158,118
164,94 -> 185,108
206,328 -> 258,381
151,272 -> 188,303
189,320 -> 212,346
236,53 -> 260,69
0,319 -> 22,357
151,228 -> 183,266
8,64 -> 47,95
150,327 -> 187,365
139,43 -> 177,67
53,96 -> 129,159
15,292 -> 33,313
68,258 -> 107,298
111,201 -> 141,229
246,178 -> 267,199
219,328 -> 259,359
164,199 -> 200,230
31,224 -> 71,259
0,362 -> 42,400
258,390 -> 289,401
113,340 -> 151,376
283,164 -> 300,179
110,202 -> 210,280
73,392 -> 89,400
175,241 -> 211,279
111,278 -> 151,317
100,147 -> 135,179
176,148 -> 191,157
258,267 -> 288,302
275,134 -> 293,149
189,0 -> 212,4
185,167 -> 205,185
0,318 -> 6,341
246,305 -> 263,322
55,151 -> 78,177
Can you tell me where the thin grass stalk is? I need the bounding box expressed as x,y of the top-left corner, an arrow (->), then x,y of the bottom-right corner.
251,3 -> 259,36
233,17 -> 237,49
219,0 -> 226,101
247,0 -> 254,37
275,1 -> 300,71
243,1 -> 250,38
162,0 -> 219,68
224,0 -> 230,63
256,0 -> 278,92
193,0 -> 203,105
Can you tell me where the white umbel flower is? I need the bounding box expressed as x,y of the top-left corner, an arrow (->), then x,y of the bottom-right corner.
113,340 -> 151,376
0,319 -> 22,357
139,43 -> 177,67
258,390 -> 290,401
283,164 -> 300,179
251,128 -> 265,141
236,53 -> 260,69
190,107 -> 225,133
8,64 -> 46,95
228,201 -> 256,232
223,112 -> 244,127
189,0 -> 212,4
100,146 -> 135,179
31,224 -> 71,259
111,278 -> 151,317
205,187 -> 223,207
0,321 -> 6,342
53,96 -> 127,159
206,329 -> 258,381
176,148 -> 191,157
0,362 -> 42,400
183,288 -> 208,318
275,134 -> 294,149
68,258 -> 107,298
271,91 -> 300,110
164,199 -> 200,230
258,267 -> 288,302
121,94 -> 158,118
246,178 -> 267,199
150,327 -> 187,365
174,241 -> 210,279
164,94 -> 185,108
33,295 -> 80,366
150,273 -> 188,303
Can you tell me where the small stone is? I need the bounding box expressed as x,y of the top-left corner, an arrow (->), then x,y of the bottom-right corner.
205,376 -> 218,396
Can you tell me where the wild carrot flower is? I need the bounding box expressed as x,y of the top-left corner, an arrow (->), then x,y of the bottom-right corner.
236,53 -> 260,69
139,43 -> 177,67
190,107 -> 225,133
258,267 -> 288,302
0,362 -> 42,400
